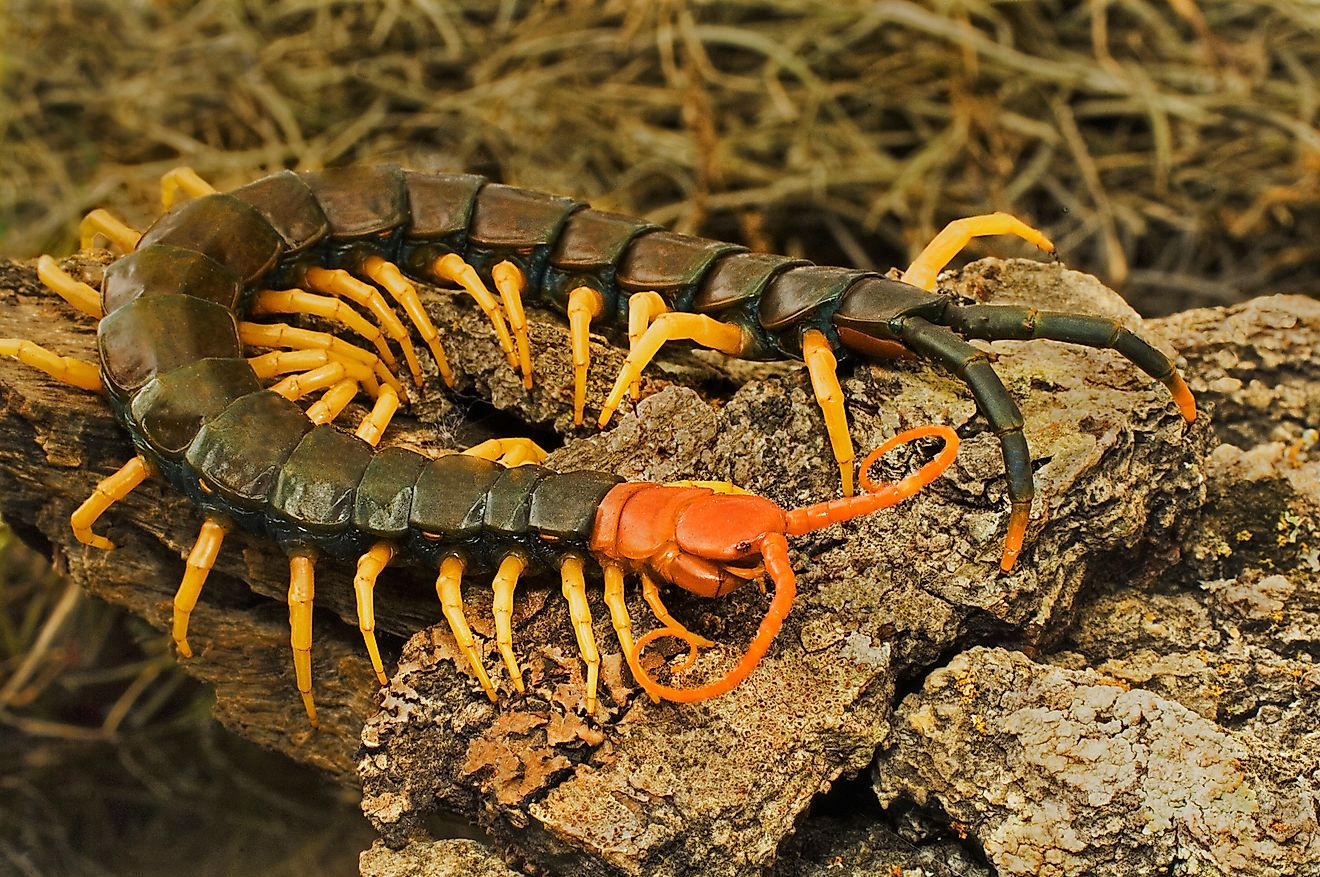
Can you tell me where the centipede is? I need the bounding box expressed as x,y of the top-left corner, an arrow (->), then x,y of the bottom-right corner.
1,164 -> 1195,724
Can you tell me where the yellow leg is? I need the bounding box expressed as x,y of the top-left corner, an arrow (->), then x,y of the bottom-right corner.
626,292 -> 668,401
355,384 -> 401,446
70,457 -> 150,550
36,256 -> 103,318
305,378 -> 359,425
463,437 -> 549,467
567,286 -> 604,425
303,266 -> 423,386
598,312 -> 749,428
0,339 -> 102,391
802,329 -> 856,497
268,361 -> 373,402
241,322 -> 400,397
491,554 -> 527,694
79,209 -> 140,253
436,555 -> 497,700
602,562 -> 658,703
252,289 -> 401,377
173,516 -> 227,658
288,553 -> 319,727
354,542 -> 396,685
432,253 -> 518,368
902,213 -> 1055,292
641,572 -> 714,673
160,167 -> 216,210
360,257 -> 456,388
491,261 -> 534,390
560,555 -> 600,715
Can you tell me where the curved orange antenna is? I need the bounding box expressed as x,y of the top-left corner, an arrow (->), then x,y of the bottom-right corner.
630,533 -> 796,703
786,424 -> 959,536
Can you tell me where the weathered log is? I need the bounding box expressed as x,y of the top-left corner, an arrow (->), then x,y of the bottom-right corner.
0,255 -> 1223,874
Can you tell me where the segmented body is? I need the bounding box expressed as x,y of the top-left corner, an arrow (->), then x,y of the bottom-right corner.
5,162 -> 1194,719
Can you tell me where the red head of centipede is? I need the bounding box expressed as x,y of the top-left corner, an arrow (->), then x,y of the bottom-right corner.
588,424 -> 960,703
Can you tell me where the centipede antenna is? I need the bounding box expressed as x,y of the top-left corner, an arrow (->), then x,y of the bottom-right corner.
0,338 -> 103,392
802,328 -> 856,496
159,167 -> 216,210
598,312 -> 747,428
70,456 -> 151,549
436,555 -> 497,700
560,554 -> 601,714
901,213 -> 1055,292
360,257 -> 456,387
36,255 -> 103,318
288,553 -> 319,727
354,542 -> 396,685
630,532 -> 796,703
172,517 -> 227,658
303,266 -> 423,386
79,208 -> 141,253
566,286 -> 604,425
253,288 -> 401,377
784,425 -> 960,536
490,554 -> 527,694
432,253 -> 518,369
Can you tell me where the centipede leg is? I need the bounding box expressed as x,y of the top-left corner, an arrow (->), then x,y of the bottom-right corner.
489,554 -> 527,694
601,562 -> 658,703
79,209 -> 141,253
491,262 -> 534,390
567,287 -> 604,425
36,256 -> 103,318
172,516 -> 227,658
305,378 -> 360,425
360,257 -> 455,387
354,542 -> 396,685
355,385 -> 401,445
252,289 -> 401,377
432,254 -> 518,370
436,555 -> 497,700
463,437 -> 548,467
0,339 -> 102,391
159,166 -> 216,210
242,322 -> 400,398
626,291 -> 668,401
902,213 -> 1055,292
70,456 -> 151,549
802,328 -> 856,497
288,553 -> 319,726
598,312 -> 749,427
303,267 -> 423,386
560,555 -> 600,714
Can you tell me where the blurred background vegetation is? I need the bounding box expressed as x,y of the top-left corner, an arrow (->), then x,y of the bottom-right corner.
2,0 -> 1318,873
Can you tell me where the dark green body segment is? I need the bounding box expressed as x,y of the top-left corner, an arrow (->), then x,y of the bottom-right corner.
137,194 -> 283,285
541,209 -> 656,322
101,245 -> 242,315
185,391 -> 313,511
129,358 -> 262,458
353,446 -> 429,539
299,165 -> 408,270
409,454 -> 503,541
528,470 -> 622,540
463,184 -> 583,288
396,171 -> 485,277
757,265 -> 870,355
269,425 -> 375,544
98,295 -> 242,399
615,231 -> 745,311
482,464 -> 548,537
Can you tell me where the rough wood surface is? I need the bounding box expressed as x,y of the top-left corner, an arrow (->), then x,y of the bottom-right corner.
2,253 -> 1267,875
